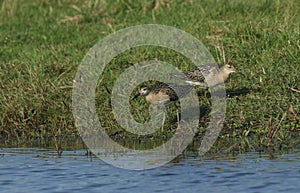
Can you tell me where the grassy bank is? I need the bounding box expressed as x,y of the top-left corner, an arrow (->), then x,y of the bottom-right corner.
0,0 -> 299,152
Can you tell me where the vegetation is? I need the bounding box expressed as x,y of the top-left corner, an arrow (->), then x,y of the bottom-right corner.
0,0 -> 299,153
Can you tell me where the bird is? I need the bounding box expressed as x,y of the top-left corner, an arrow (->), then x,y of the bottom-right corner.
133,81 -> 193,131
170,63 -> 244,88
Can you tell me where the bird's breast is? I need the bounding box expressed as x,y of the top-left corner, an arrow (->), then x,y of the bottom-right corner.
145,92 -> 170,105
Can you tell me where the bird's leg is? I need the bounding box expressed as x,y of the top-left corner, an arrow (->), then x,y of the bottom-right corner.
162,110 -> 166,132
158,104 -> 166,132
176,109 -> 180,128
174,103 -> 180,128
204,89 -> 211,105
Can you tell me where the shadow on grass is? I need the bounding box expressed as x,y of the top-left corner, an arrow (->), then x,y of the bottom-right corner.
195,87 -> 261,99
226,87 -> 261,98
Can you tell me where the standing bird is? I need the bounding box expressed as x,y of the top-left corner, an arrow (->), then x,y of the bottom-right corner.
133,82 -> 193,131
171,63 -> 244,88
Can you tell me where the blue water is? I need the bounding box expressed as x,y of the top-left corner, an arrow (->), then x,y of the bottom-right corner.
0,148 -> 299,193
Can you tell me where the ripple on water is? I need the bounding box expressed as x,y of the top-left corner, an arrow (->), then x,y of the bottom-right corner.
0,148 -> 299,193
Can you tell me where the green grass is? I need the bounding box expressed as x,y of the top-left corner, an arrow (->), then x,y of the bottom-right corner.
0,0 -> 299,152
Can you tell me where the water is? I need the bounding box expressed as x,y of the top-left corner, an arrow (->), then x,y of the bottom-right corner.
0,148 -> 299,193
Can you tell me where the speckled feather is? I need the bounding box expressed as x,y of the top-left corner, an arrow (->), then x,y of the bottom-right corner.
171,63 -> 219,87
149,82 -> 193,101
171,63 -> 241,87
138,82 -> 193,105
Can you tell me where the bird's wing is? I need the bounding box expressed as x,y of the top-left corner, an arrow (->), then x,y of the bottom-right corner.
165,83 -> 193,101
186,68 -> 205,82
150,82 -> 169,94
197,63 -> 219,77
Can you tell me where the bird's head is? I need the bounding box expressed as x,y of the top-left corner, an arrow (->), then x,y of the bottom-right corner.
138,86 -> 150,96
223,64 -> 245,77
132,86 -> 150,99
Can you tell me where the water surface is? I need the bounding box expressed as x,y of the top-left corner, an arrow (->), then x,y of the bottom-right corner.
0,148 -> 299,193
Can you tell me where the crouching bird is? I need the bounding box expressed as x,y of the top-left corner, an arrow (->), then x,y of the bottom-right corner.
133,81 -> 193,131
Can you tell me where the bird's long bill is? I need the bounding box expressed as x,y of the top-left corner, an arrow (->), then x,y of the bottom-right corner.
236,71 -> 246,77
132,92 -> 141,100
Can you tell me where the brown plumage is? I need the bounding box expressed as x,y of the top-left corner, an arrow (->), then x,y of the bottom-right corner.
134,82 -> 193,106
133,82 -> 193,131
171,63 -> 244,88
